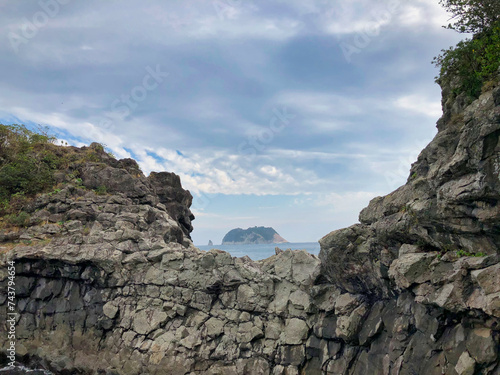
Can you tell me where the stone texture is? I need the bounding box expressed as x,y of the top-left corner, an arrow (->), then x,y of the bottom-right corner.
455,351 -> 476,375
280,318 -> 309,345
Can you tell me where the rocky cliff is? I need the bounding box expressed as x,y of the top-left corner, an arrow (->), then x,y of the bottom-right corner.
0,72 -> 500,374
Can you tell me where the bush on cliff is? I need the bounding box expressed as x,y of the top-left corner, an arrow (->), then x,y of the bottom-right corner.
433,1 -> 500,99
0,124 -> 110,217
0,124 -> 58,210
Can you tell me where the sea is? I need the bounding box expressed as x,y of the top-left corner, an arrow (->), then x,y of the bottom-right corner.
196,242 -> 321,260
0,242 -> 321,374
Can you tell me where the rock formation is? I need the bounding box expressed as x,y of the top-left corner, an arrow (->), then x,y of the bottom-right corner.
0,72 -> 500,374
316,72 -> 500,374
222,226 -> 288,245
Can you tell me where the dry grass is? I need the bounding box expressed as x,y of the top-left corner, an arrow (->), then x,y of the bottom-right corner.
0,237 -> 52,254
0,220 -> 21,230
0,242 -> 20,254
482,79 -> 498,94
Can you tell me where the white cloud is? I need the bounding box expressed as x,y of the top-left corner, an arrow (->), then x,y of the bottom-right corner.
273,89 -> 441,133
360,138 -> 431,189
141,2 -> 304,42
269,149 -> 370,162
318,191 -> 382,211
260,165 -> 279,177
398,5 -> 426,27
278,0 -> 457,36
276,91 -> 360,116
395,94 -> 442,118
1,89 -> 436,201
2,105 -> 133,158
272,91 -> 366,131
405,0 -> 456,29
311,0 -> 400,35
131,145 -> 321,197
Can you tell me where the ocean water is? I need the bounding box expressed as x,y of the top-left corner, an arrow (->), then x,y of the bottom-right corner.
196,242 -> 321,260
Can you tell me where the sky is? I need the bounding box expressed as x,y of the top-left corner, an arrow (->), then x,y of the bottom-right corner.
0,0 -> 466,245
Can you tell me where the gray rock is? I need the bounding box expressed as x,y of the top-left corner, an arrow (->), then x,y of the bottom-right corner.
280,318 -> 309,345
103,302 -> 119,319
205,317 -> 225,338
471,263 -> 500,295
466,328 -> 498,364
132,309 -> 168,335
336,303 -> 369,343
388,253 -> 438,289
455,351 -> 476,375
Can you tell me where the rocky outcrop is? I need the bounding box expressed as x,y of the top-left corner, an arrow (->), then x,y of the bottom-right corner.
1,241 -> 323,374
318,73 -> 500,373
0,74 -> 500,374
61,143 -> 195,238
147,171 -> 195,237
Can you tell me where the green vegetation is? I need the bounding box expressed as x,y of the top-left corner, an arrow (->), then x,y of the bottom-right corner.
456,249 -> 487,257
438,243 -> 487,258
48,188 -> 62,196
0,124 -> 58,209
94,185 -> 108,195
74,177 -> 84,187
438,0 -> 500,34
0,124 -> 119,226
5,211 -> 31,227
433,1 -> 500,99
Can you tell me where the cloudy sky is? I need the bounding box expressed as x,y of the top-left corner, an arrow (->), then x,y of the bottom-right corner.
0,0 -> 465,245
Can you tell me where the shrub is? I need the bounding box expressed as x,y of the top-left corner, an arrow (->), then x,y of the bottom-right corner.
456,249 -> 487,257
0,124 -> 58,206
0,124 -> 122,219
433,21 -> 500,99
95,185 -> 108,195
6,211 -> 31,227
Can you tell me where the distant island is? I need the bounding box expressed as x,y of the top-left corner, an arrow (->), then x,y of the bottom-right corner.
208,240 -> 213,246
221,226 -> 288,245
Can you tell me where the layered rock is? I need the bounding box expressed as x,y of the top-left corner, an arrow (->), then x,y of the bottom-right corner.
57,143 -> 195,238
0,74 -> 500,374
318,73 -> 500,373
1,241 -> 323,374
